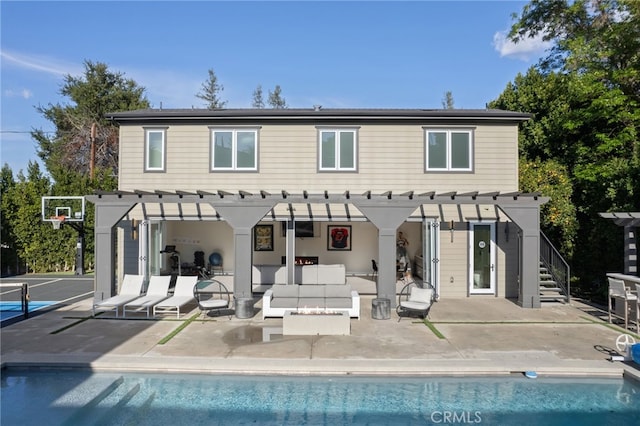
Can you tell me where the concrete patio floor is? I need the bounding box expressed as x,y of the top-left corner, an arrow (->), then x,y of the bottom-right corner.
1,294 -> 639,382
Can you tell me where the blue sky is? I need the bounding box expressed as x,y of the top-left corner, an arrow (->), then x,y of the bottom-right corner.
1,0 -> 550,175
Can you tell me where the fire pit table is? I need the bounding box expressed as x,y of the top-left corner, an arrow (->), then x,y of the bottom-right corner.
282,310 -> 350,335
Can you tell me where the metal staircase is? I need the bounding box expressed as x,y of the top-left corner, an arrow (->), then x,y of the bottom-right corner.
539,232 -> 570,303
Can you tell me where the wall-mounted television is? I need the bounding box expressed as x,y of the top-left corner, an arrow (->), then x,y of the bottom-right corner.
281,221 -> 315,238
295,221 -> 314,238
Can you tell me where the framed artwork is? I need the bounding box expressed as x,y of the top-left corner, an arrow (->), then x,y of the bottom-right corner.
254,224 -> 274,251
327,225 -> 351,251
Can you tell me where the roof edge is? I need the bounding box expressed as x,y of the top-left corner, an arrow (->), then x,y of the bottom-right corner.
105,108 -> 531,123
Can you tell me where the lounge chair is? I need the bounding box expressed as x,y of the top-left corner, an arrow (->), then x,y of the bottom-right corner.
396,282 -> 435,322
122,275 -> 171,318
92,274 -> 145,317
194,279 -> 231,318
153,275 -> 198,318
608,277 -> 638,330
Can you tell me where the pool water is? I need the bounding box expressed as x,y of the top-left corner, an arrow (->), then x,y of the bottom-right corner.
0,301 -> 55,322
1,370 -> 639,425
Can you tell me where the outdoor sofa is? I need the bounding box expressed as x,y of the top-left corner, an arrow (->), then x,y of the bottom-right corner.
261,264 -> 360,319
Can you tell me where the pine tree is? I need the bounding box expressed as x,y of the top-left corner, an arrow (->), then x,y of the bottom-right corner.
196,68 -> 227,109
252,85 -> 265,108
268,85 -> 287,109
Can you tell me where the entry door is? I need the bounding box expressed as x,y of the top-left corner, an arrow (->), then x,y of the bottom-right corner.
422,219 -> 440,295
469,222 -> 496,294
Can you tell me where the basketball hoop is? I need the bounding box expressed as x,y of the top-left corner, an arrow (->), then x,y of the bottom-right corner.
50,215 -> 66,230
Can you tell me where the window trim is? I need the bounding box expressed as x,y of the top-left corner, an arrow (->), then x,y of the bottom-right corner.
144,127 -> 167,172
317,127 -> 359,172
209,127 -> 259,172
424,127 -> 474,172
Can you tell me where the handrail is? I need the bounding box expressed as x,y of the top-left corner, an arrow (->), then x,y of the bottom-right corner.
540,232 -> 570,302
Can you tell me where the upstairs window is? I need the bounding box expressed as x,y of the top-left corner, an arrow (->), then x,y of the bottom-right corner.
210,128 -> 258,171
425,129 -> 472,171
319,129 -> 357,171
145,128 -> 166,172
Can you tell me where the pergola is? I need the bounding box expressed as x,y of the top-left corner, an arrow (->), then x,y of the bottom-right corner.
599,212 -> 640,275
87,190 -> 549,311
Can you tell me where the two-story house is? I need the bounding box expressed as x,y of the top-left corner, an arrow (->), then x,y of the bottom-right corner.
88,108 -> 548,314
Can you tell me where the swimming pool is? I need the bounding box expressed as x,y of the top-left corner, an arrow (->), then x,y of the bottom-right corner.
2,370 -> 639,425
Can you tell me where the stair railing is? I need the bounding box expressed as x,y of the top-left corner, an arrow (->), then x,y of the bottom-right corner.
540,232 -> 570,303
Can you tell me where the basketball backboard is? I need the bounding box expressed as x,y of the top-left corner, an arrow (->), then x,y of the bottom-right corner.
42,196 -> 86,223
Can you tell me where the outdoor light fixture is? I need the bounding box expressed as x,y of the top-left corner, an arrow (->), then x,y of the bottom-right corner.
450,220 -> 455,242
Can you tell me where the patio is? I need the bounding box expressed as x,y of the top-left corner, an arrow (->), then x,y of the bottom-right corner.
1,292 -> 639,381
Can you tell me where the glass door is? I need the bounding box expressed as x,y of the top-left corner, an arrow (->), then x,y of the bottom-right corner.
422,219 -> 440,295
148,221 -> 164,277
469,222 -> 496,294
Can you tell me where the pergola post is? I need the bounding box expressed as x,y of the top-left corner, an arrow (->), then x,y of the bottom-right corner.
213,202 -> 277,300
90,201 -> 138,303
599,212 -> 640,275
624,224 -> 637,275
353,200 -> 420,307
500,203 -> 542,308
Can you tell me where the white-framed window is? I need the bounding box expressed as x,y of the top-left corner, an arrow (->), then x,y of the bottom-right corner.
210,128 -> 258,171
425,129 -> 473,171
318,128 -> 357,171
144,128 -> 166,172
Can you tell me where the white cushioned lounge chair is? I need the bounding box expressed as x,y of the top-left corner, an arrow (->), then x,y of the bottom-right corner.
123,275 -> 172,318
92,274 -> 144,317
153,276 -> 198,318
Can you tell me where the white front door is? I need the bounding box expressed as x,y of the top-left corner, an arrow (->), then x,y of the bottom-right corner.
469,222 -> 496,294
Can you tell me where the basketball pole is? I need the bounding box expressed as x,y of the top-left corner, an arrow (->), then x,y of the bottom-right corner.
62,221 -> 85,275
43,196 -> 87,276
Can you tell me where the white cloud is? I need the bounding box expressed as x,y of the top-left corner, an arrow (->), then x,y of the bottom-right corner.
493,30 -> 553,61
4,88 -> 33,99
0,49 -> 83,76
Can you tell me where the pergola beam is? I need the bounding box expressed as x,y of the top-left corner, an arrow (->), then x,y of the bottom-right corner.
92,190 -> 548,207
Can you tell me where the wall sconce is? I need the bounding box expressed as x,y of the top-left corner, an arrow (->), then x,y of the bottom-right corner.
504,222 -> 510,242
450,220 -> 455,242
131,219 -> 138,241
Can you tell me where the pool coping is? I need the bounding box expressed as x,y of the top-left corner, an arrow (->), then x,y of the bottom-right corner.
2,353 -> 637,381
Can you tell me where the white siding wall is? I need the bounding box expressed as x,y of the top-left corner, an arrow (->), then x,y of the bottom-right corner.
118,120 -> 522,299
119,124 -> 519,193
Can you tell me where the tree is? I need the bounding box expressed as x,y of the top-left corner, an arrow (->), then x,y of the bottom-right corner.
509,0 -> 640,104
196,68 -> 227,109
441,91 -> 455,109
3,162 -> 61,273
24,60 -> 143,273
519,159 -> 577,257
492,0 -> 640,298
1,164 -> 18,275
268,85 -> 287,109
32,60 -> 149,180
252,85 -> 265,108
